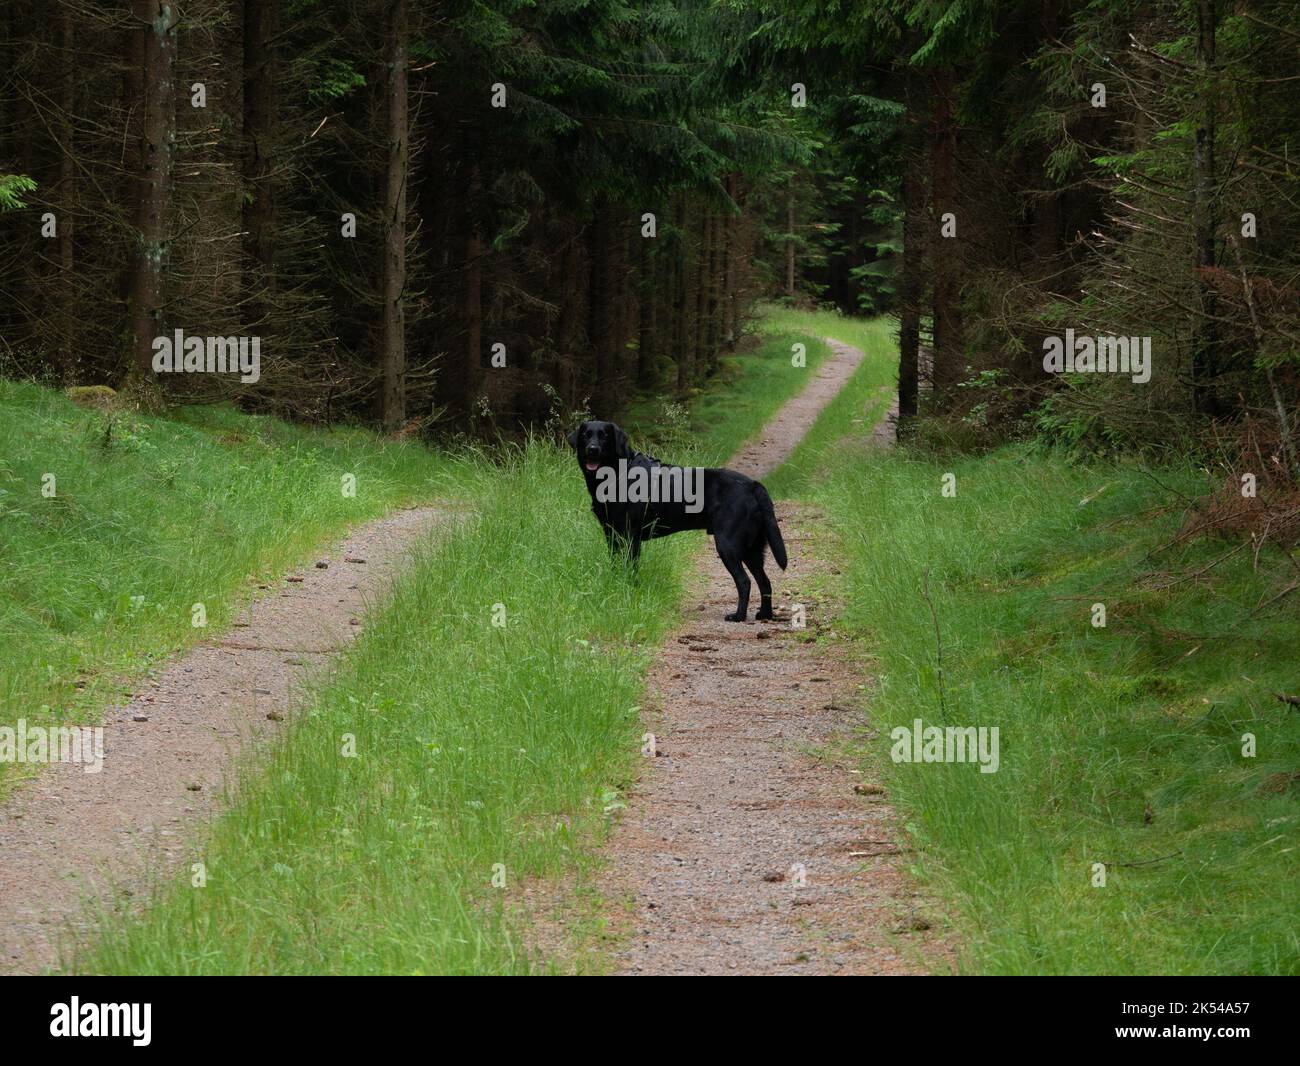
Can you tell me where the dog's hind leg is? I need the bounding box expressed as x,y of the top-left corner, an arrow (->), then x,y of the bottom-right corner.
745,545 -> 773,620
716,538 -> 751,622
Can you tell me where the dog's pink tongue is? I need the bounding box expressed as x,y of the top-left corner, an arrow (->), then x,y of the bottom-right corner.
584,462 -> 599,472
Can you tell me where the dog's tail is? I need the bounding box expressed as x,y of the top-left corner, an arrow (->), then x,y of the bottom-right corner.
754,482 -> 788,570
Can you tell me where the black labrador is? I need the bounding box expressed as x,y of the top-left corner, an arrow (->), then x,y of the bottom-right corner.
568,420 -> 788,622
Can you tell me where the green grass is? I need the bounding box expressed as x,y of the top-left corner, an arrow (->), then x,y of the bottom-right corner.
624,302 -> 839,464
0,382 -> 462,795
77,444 -> 697,974
756,303 -> 898,368
779,316 -> 1300,976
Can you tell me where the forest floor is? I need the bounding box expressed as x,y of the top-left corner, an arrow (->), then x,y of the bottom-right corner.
0,505 -> 447,973
531,336 -> 952,974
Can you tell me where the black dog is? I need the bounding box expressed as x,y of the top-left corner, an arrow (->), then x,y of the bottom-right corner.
568,420 -> 788,622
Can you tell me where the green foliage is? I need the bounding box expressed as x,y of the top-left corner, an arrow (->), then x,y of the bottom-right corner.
1030,390 -> 1127,456
0,174 -> 36,211
305,57 -> 366,104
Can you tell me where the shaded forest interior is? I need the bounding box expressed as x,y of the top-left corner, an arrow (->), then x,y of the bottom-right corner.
1,0 -> 1297,509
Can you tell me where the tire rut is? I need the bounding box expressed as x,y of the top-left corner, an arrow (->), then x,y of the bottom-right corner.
598,339 -> 950,975
0,505 -> 446,974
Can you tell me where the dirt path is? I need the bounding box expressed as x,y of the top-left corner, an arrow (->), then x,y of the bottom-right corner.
0,506 -> 444,974
595,339 -> 947,975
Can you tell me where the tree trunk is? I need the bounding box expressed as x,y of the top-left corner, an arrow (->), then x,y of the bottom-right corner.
1032,0 -> 1062,276
609,211 -> 629,403
587,199 -> 615,413
673,192 -> 691,393
694,199 -> 712,377
721,174 -> 737,349
1191,0 -> 1219,415
462,168 -> 483,418
118,18 -> 144,320
637,232 -> 655,388
785,189 -> 796,296
126,0 -> 177,390
242,0 -> 278,330
58,4 -> 75,382
556,224 -> 584,408
898,68 -> 924,422
379,0 -> 408,430
930,67 -> 963,399
705,204 -> 721,369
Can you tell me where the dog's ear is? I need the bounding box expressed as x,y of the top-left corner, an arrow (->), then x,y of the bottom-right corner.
612,425 -> 632,459
566,426 -> 580,449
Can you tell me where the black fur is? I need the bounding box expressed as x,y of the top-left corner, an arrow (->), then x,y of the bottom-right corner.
567,419 -> 788,622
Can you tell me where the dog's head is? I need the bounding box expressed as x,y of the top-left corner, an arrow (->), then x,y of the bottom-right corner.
567,420 -> 632,473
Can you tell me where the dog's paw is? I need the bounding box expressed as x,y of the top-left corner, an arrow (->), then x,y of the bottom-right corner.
724,611 -> 747,623
754,609 -> 775,621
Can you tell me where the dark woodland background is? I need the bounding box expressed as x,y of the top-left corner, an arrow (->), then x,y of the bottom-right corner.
1,0 -> 1298,487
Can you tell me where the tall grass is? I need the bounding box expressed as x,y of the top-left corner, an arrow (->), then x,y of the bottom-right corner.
779,315 -> 1300,975
0,382 -> 454,795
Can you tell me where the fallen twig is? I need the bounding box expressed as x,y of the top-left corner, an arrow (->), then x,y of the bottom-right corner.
1250,580 -> 1299,618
